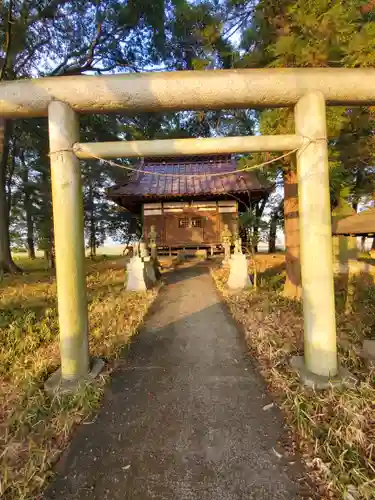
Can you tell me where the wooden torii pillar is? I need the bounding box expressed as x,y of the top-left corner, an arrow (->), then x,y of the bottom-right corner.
291,92 -> 343,386
46,102 -> 92,390
1,68 -> 374,390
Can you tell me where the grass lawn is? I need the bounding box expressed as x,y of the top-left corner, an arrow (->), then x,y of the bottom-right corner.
0,255 -> 158,500
212,254 -> 375,499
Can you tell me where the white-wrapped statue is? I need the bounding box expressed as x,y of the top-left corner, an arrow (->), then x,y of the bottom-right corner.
227,238 -> 251,290
126,255 -> 147,291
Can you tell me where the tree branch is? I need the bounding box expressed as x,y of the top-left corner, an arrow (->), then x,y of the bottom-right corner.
27,0 -> 63,26
14,39 -> 51,74
0,0 -> 14,81
86,5 -> 103,66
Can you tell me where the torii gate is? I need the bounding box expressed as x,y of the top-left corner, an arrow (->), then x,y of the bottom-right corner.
1,68 -> 374,389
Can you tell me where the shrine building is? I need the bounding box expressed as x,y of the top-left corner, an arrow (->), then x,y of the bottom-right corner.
109,154 -> 270,252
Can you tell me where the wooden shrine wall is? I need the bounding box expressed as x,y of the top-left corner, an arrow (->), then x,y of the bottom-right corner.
143,200 -> 238,247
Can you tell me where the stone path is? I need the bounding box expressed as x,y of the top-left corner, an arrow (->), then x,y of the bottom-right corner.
45,263 -> 311,500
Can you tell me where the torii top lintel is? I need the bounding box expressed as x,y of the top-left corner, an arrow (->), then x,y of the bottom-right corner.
1,68 -> 375,119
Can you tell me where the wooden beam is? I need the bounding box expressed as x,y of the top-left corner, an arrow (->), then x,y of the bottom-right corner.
1,68 -> 375,118
73,135 -> 304,159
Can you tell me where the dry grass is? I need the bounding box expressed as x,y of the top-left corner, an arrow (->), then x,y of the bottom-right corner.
212,255 -> 375,499
0,256 -> 158,500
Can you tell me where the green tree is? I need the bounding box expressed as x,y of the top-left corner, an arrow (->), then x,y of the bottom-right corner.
224,0 -> 375,297
0,0 -> 193,273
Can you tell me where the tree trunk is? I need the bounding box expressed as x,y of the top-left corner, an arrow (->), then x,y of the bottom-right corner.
6,139 -> 17,214
89,226 -> 96,258
253,227 -> 259,253
283,166 -> 301,298
44,249 -> 55,268
88,182 -> 96,258
269,200 -> 283,253
21,157 -> 36,259
90,218 -> 96,258
49,250 -> 55,269
252,195 -> 268,253
40,156 -> 55,269
0,119 -> 20,273
27,235 -> 36,260
268,220 -> 277,253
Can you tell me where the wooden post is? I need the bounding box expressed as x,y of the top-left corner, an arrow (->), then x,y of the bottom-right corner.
292,91 -> 338,379
47,101 -> 90,385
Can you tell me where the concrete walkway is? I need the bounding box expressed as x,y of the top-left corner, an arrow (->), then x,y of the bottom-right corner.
45,263 -> 311,500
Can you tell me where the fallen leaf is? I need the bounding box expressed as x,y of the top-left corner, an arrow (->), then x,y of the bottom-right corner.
262,402 -> 275,411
